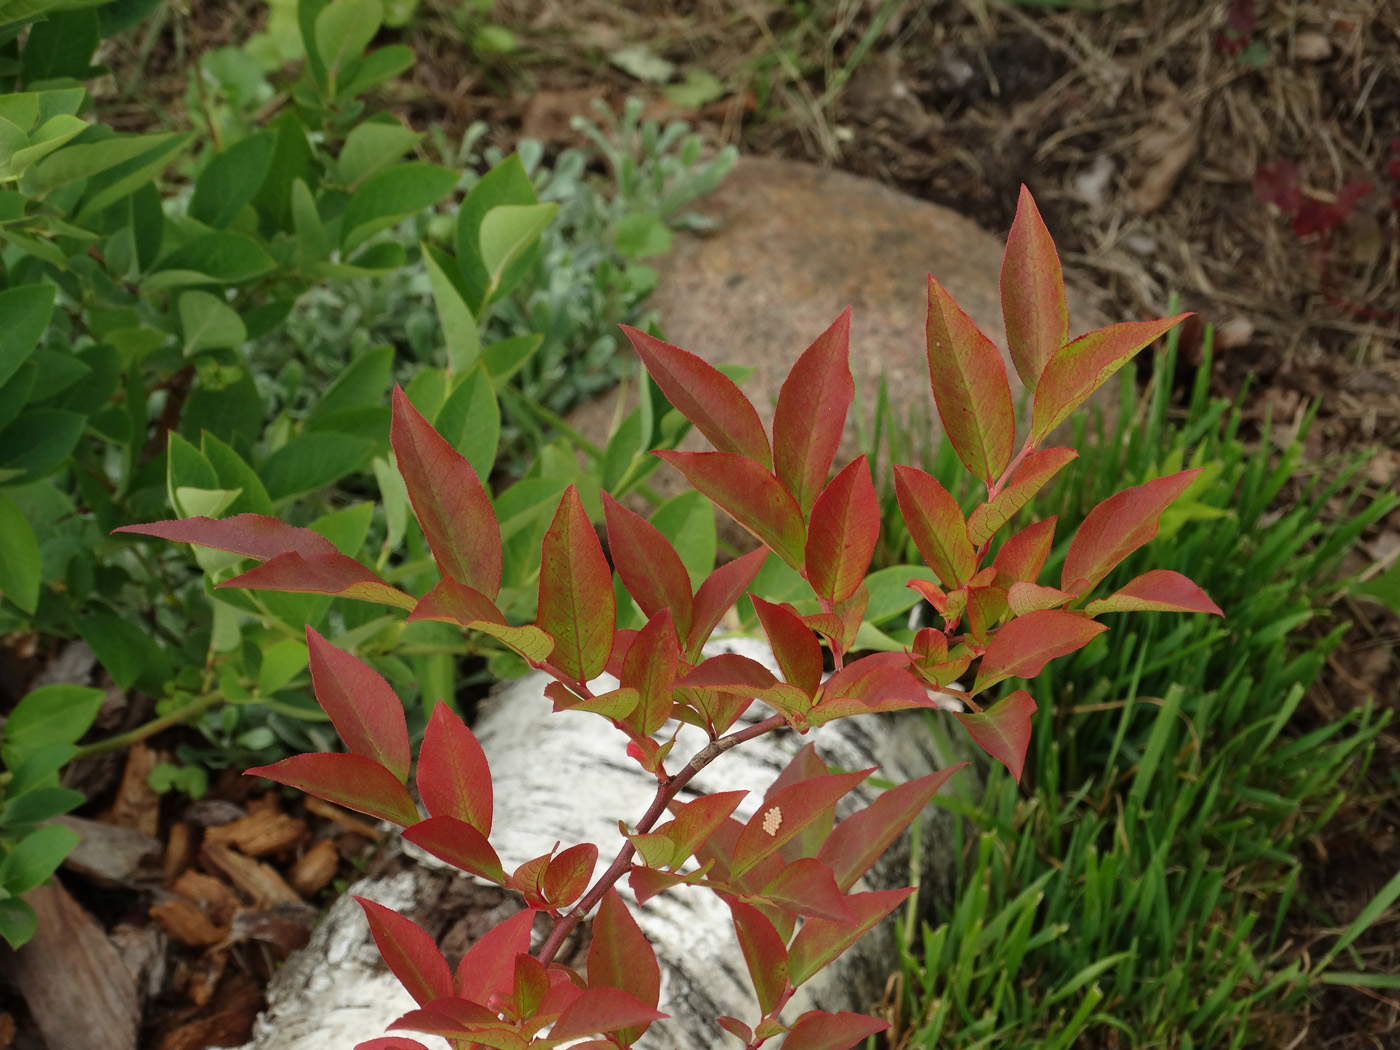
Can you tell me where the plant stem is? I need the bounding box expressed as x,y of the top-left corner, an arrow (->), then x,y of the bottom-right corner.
71,690 -> 223,761
535,711 -> 787,965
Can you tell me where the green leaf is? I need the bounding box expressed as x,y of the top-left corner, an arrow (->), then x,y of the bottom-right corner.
0,683 -> 103,766
0,824 -> 78,896
76,132 -> 191,220
148,232 -> 276,288
307,344 -> 394,423
6,114 -> 87,179
481,333 -> 542,389
78,610 -> 172,693
478,203 -> 559,303
258,638 -> 310,694
613,213 -> 673,261
189,130 -> 276,228
0,409 -> 84,483
335,43 -> 414,101
178,290 -> 247,355
340,161 -> 457,254
21,8 -> 99,81
201,431 -> 274,516
290,177 -> 331,271
434,364 -> 498,479
0,899 -> 36,950
610,45 -> 675,83
336,119 -> 420,188
311,500 -> 374,555
260,431 -> 376,500
0,491 -> 41,613
663,68 -> 725,108
422,244 -> 478,373
455,153 -> 538,313
314,0 -> 383,93
0,283 -> 55,390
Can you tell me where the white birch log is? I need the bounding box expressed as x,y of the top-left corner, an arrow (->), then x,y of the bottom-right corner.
237,637 -> 969,1050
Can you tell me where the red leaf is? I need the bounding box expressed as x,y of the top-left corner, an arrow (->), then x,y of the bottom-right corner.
1084,569 -> 1224,616
787,888 -> 911,986
620,609 -> 678,736
993,516 -> 1056,585
1061,470 -> 1200,594
603,493 -> 694,642
688,546 -> 768,657
550,987 -> 668,1042
410,578 -> 554,663
391,386 -> 502,598
304,627 -> 410,783
1001,185 -> 1070,390
246,753 -> 418,827
773,308 -> 854,516
760,857 -> 851,921
751,597 -> 823,696
1006,581 -> 1073,616
114,513 -> 336,559
718,1017 -> 753,1044
388,999 -> 517,1042
819,655 -> 930,711
656,451 -> 805,570
728,899 -> 789,1015
542,843 -> 597,909
356,897 -> 455,1006
1031,316 -> 1191,442
973,610 -> 1107,694
628,865 -> 709,904
587,889 -> 661,1044
679,653 -> 779,692
925,275 -> 1016,483
732,769 -> 871,878
818,766 -> 965,892
456,908 -> 537,1003
417,703 -> 492,834
965,585 -> 1008,644
805,456 -> 879,603
356,1038 -> 434,1050
538,486 -> 615,684
894,466 -> 976,588
781,1011 -> 889,1050
221,552 -> 415,609
623,325 -> 771,468
402,815 -> 505,884
967,448 -> 1077,546
663,791 -> 748,868
953,688 -> 1036,781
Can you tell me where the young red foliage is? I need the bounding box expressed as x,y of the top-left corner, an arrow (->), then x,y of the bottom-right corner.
786,887 -> 912,987
221,552 -> 415,610
773,308 -> 855,516
686,545 -> 769,658
417,703 -> 492,834
925,275 -> 1016,484
893,465 -> 976,588
621,325 -> 771,468
356,897 -> 455,1006
804,455 -> 879,603
401,816 -> 505,884
587,889 -> 661,1045
1085,569 -> 1225,617
409,578 -> 554,663
953,689 -> 1038,781
758,857 -> 850,921
661,791 -> 748,869
731,769 -> 871,878
967,447 -> 1077,546
305,626 -> 411,783
619,609 -> 679,736
355,1038 -> 432,1050
246,753 -> 419,827
1000,185 -> 1070,389
993,515 -> 1057,585
727,899 -> 789,1015
537,485 -> 615,685
973,609 -> 1108,694
1061,470 -> 1200,594
602,493 -> 694,641
548,987 -> 668,1042
114,513 -> 336,559
542,843 -> 598,909
455,908 -> 536,1003
390,386 -> 501,598
782,1011 -> 889,1050
751,597 -> 823,697
1007,581 -> 1074,616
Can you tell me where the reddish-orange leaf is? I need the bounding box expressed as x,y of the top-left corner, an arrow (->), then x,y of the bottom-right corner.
587,889 -> 661,1045
538,486 -> 615,684
622,325 -> 771,468
804,455 -> 879,603
663,791 -> 747,868
728,899 -> 789,1015
356,897 -> 455,1007
773,309 -> 854,516
603,493 -> 693,641
993,516 -> 1057,585
973,609 -> 1108,694
1000,186 -> 1069,390
782,1011 -> 889,1050
751,597 -> 823,697
893,465 -> 977,588
655,451 -> 805,570
387,999 -> 513,1042
687,546 -> 768,657
967,448 -> 1077,546
818,767 -> 964,892
1061,470 -> 1200,595
550,988 -> 668,1042
305,626 -> 411,783
402,816 -> 505,884
391,386 -> 501,598
965,585 -> 1008,645
953,688 -> 1036,781
731,769 -> 871,878
409,578 -> 554,663
114,513 -> 336,559
542,843 -> 597,909
246,753 -> 419,827
678,652 -> 779,692
456,908 -> 536,1003
545,683 -> 639,720
620,609 -> 678,736
417,703 -> 492,834
1007,581 -> 1074,616
220,552 -> 415,609
787,888 -> 912,986
760,857 -> 851,921
356,1038 -> 434,1050
1032,314 -> 1192,441
1084,569 -> 1224,616
925,275 -> 1016,483
628,865 -> 710,904
717,1017 -> 753,1045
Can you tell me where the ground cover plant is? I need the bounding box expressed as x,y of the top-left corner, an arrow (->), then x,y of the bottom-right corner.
119,189 -> 1227,1048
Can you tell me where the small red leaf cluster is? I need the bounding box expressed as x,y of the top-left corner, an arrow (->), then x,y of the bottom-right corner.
116,187 -> 1219,1050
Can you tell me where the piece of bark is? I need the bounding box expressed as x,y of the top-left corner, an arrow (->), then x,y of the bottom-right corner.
109,921 -> 169,1003
157,970 -> 263,1050
150,896 -> 228,947
0,881 -> 139,1050
287,839 -> 340,898
304,797 -> 384,840
164,821 -> 197,884
204,810 -> 308,857
53,814 -> 162,888
200,843 -> 301,907
234,638 -> 968,1050
173,869 -> 242,926
229,903 -> 318,958
102,742 -> 162,837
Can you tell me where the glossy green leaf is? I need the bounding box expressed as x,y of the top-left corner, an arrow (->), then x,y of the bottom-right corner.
260,431 -> 376,500
337,120 -> 420,188
314,0 -> 382,91
0,491 -> 40,613
341,162 -> 457,254
189,130 -> 276,228
178,290 -> 247,355
422,245 -> 479,373
478,203 -> 558,304
435,365 -> 498,479
0,284 -> 55,390
0,824 -> 79,896
1,683 -> 103,766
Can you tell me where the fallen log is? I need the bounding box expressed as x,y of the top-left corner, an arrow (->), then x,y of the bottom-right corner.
236,638 -> 969,1050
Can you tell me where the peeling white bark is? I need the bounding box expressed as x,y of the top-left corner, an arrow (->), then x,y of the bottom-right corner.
238,638 -> 968,1050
